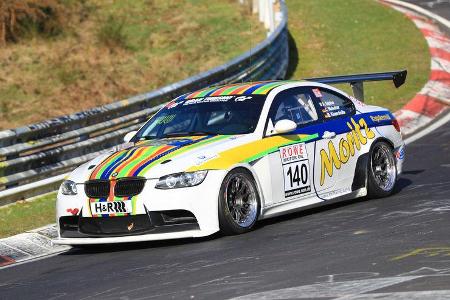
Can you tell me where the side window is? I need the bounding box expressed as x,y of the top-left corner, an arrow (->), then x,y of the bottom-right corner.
268,88 -> 318,128
313,88 -> 355,119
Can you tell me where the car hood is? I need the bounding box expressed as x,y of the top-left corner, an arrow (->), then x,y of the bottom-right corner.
82,135 -> 254,181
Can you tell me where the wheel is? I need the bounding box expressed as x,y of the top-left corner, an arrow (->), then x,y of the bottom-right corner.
367,141 -> 397,198
218,169 -> 260,235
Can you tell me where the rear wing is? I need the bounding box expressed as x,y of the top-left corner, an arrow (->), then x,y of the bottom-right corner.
304,70 -> 407,101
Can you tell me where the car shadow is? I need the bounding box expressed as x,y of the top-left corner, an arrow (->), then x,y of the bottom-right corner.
61,175 -> 417,254
392,177 -> 414,194
256,177 -> 416,230
401,169 -> 425,175
284,30 -> 299,79
254,196 -> 363,230
61,232 -> 224,255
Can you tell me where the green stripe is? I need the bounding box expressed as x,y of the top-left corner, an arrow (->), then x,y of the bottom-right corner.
220,84 -> 246,95
196,86 -> 218,98
137,135 -> 230,176
117,146 -> 159,177
242,134 -> 319,163
95,150 -> 129,179
252,82 -> 285,94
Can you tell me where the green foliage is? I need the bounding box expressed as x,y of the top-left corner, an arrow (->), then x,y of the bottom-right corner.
286,0 -> 430,111
97,15 -> 130,50
0,193 -> 56,238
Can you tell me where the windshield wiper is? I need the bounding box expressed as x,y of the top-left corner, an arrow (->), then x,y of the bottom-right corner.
160,131 -> 217,138
139,136 -> 157,140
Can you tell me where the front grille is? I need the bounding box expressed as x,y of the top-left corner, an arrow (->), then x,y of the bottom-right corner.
115,177 -> 146,197
84,177 -> 146,198
85,180 -> 110,198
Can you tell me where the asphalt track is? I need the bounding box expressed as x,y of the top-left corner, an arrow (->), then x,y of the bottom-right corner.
2,2 -> 450,300
407,0 -> 450,28
0,110 -> 448,299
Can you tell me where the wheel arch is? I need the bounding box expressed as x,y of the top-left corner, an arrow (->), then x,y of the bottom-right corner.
351,137 -> 395,191
224,164 -> 265,216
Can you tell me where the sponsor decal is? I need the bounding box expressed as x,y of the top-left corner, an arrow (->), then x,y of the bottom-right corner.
156,114 -> 176,124
194,153 -> 219,166
321,187 -> 352,199
235,96 -> 252,102
396,146 -> 405,160
184,96 -> 234,105
370,114 -> 391,122
280,143 -> 307,163
319,99 -> 346,118
66,208 -> 79,215
166,101 -> 180,109
90,200 -> 132,215
313,88 -> 322,98
326,110 -> 346,118
279,143 -> 311,198
319,118 -> 375,186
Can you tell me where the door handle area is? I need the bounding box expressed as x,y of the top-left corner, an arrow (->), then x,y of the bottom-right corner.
322,131 -> 336,139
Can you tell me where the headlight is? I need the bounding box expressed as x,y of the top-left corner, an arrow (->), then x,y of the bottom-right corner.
60,180 -> 78,195
155,170 -> 208,189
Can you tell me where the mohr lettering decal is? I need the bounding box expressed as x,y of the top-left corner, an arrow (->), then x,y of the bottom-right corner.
320,118 -> 375,185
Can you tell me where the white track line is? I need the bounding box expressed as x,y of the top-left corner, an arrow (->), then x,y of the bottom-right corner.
382,0 -> 450,29
404,111 -> 450,144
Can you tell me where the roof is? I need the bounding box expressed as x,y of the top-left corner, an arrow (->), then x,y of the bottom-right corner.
176,81 -> 299,101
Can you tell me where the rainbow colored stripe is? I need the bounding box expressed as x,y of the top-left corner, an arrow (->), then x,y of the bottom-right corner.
177,81 -> 291,101
90,135 -> 229,180
88,135 -> 230,217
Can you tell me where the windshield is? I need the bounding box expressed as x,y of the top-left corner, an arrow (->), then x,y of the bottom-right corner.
135,95 -> 266,140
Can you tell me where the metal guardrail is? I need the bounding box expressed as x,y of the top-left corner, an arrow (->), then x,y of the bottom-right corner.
0,0 -> 289,204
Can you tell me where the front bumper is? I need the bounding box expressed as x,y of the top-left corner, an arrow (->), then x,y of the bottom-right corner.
53,229 -> 216,245
54,170 -> 227,245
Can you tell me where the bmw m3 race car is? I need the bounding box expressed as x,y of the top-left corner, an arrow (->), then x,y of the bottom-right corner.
54,71 -> 407,245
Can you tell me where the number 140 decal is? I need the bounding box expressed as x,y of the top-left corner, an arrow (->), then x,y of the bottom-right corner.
283,161 -> 311,197
279,143 -> 311,198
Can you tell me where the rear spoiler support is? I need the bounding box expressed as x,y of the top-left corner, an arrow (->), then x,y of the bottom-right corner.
304,70 -> 407,102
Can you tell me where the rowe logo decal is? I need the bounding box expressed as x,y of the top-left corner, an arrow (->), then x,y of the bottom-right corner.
320,118 -> 375,186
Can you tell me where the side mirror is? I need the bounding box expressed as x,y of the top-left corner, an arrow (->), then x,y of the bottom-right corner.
123,131 -> 137,143
274,119 -> 297,134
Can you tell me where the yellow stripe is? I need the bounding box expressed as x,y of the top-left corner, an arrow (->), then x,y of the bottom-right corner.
187,135 -> 311,171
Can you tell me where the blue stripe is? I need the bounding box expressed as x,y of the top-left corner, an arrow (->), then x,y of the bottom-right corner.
203,88 -> 219,97
101,148 -> 138,179
242,82 -> 271,94
291,111 -> 392,137
131,135 -> 213,177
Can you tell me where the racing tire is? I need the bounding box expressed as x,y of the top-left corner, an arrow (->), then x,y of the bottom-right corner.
218,169 -> 260,235
367,141 -> 397,198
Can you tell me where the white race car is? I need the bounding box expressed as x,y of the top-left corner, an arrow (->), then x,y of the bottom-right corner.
53,71 -> 406,245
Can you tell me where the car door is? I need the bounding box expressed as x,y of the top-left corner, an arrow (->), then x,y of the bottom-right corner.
264,87 -> 320,206
311,87 -> 361,200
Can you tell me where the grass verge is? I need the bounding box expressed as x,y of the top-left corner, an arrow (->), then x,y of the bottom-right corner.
0,192 -> 56,238
286,0 -> 430,111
